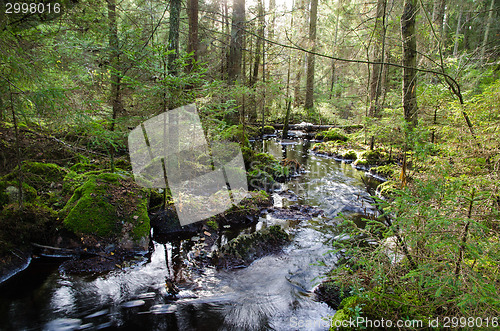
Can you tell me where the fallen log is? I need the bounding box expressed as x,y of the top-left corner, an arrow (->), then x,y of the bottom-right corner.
253,124 -> 363,132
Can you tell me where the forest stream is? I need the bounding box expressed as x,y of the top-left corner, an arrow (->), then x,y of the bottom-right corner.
0,137 -> 381,331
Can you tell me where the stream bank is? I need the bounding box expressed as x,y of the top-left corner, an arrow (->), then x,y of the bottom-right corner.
0,137 -> 382,330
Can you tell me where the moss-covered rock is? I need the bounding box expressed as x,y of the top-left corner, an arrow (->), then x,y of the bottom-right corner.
342,150 -> 358,160
218,124 -> 250,146
213,225 -> 291,268
261,125 -> 276,135
360,149 -> 388,165
247,153 -> 289,191
370,164 -> 400,179
316,128 -> 349,142
61,172 -> 150,251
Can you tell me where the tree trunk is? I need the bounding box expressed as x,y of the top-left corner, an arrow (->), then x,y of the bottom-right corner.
480,0 -> 495,63
249,0 -> 264,121
453,7 -> 462,57
329,1 -> 340,100
402,0 -> 418,128
369,0 -> 387,117
107,0 -> 122,132
167,0 -> 182,74
186,0 -> 199,72
432,0 -> 446,37
304,0 -> 318,111
227,0 -> 245,84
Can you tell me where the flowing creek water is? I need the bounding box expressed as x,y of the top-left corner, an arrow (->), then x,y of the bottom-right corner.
0,138 -> 380,331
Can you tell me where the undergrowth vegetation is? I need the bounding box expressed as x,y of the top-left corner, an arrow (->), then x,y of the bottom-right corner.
324,80 -> 500,327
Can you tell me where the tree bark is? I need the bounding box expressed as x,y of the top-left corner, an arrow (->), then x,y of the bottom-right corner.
304,0 -> 318,110
480,0 -> 495,63
432,0 -> 446,37
402,0 -> 418,128
227,0 -> 245,84
453,7 -> 462,57
369,0 -> 387,117
107,0 -> 122,133
167,0 -> 182,74
186,0 -> 199,72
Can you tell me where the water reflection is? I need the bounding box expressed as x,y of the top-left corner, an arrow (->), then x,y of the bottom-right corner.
0,138 -> 379,331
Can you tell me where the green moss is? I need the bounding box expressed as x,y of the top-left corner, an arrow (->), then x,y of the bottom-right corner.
261,125 -> 275,134
206,220 -> 219,230
370,164 -> 399,178
317,128 -> 349,142
61,173 -> 150,242
70,162 -> 99,173
1,162 -> 67,192
377,180 -> 399,198
214,225 -> 291,267
360,149 -> 388,165
219,124 -> 250,146
342,150 -> 358,160
353,159 -> 369,166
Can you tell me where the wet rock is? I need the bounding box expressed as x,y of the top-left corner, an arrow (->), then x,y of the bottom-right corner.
314,280 -> 350,310
150,207 -> 202,243
267,205 -> 324,220
213,225 -> 291,269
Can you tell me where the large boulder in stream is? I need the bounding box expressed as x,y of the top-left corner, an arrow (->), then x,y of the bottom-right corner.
213,225 -> 291,269
60,172 -> 150,251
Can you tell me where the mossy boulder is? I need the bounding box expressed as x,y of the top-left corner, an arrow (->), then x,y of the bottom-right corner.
218,124 -> 251,146
360,149 -> 388,165
342,150 -> 358,160
247,153 -> 289,191
261,125 -> 275,135
220,190 -> 271,226
370,164 -> 399,179
213,225 -> 291,268
61,172 -> 150,251
316,128 -> 348,142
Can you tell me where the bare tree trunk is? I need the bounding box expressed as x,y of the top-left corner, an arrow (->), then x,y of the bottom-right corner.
329,0 -> 340,100
402,0 -> 418,128
249,0 -> 264,122
107,0 -> 122,132
167,0 -> 182,74
227,0 -> 245,84
453,7 -> 462,57
369,0 -> 387,117
480,0 -> 495,63
304,0 -> 318,111
9,86 -> 23,209
432,0 -> 446,37
186,0 -> 199,72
